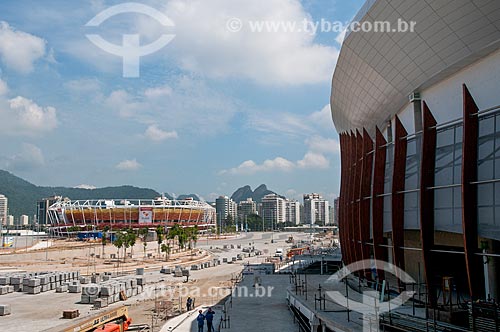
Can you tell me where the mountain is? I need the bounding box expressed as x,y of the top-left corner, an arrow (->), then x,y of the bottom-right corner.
0,170 -> 162,218
231,184 -> 276,203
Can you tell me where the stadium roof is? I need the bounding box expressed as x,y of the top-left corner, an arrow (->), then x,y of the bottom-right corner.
330,0 -> 500,134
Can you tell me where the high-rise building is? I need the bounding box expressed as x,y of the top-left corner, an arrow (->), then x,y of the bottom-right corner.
37,196 -> 61,225
6,215 -> 14,227
285,199 -> 301,225
261,194 -> 285,229
238,198 -> 257,221
0,195 -> 7,226
20,215 -> 29,226
303,193 -> 329,225
333,197 -> 339,225
215,196 -> 238,224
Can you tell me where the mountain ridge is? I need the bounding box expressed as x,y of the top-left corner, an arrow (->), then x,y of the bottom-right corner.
230,184 -> 276,203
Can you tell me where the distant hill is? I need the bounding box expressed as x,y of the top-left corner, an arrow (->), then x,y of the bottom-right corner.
231,184 -> 276,203
176,194 -> 200,201
0,170 -> 162,218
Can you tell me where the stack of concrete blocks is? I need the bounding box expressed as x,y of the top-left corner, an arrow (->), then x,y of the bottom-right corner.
0,304 -> 11,316
80,275 -> 145,307
0,277 -> 14,295
160,266 -> 172,274
9,276 -> 23,292
68,280 -> 82,293
0,271 -> 80,296
81,284 -> 99,304
174,267 -> 183,277
56,284 -> 68,293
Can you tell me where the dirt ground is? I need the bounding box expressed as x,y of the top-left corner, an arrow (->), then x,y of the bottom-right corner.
0,236 -> 251,332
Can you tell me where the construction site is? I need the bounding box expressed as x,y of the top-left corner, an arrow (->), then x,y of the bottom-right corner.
0,231 -> 311,332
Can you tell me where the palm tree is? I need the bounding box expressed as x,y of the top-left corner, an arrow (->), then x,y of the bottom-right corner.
138,228 -> 148,258
161,243 -> 171,261
156,226 -> 164,255
113,234 -> 124,261
126,229 -> 136,257
191,226 -> 198,248
102,225 -> 110,257
168,224 -> 182,251
178,230 -> 188,251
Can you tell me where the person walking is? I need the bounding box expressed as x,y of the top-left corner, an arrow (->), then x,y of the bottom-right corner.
205,307 -> 215,332
186,296 -> 193,311
196,310 -> 205,332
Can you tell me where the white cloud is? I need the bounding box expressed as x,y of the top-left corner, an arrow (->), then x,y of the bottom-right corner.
3,143 -> 45,171
221,157 -> 296,175
105,90 -> 141,118
249,104 -> 335,139
144,124 -> 178,142
104,77 -> 238,136
297,152 -> 329,169
116,159 -> 142,171
0,95 -> 58,136
249,112 -> 314,137
309,104 -> 334,130
336,29 -> 347,45
134,0 -> 339,85
305,136 -> 340,155
221,151 -> 331,175
0,21 -> 46,73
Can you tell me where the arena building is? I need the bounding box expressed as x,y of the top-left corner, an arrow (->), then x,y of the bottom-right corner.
47,197 -> 216,235
331,0 -> 500,316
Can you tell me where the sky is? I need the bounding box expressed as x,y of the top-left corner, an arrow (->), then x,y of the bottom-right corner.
0,0 -> 365,203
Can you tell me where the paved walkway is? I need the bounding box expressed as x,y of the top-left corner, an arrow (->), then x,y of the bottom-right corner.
160,274 -> 297,332
160,305 -> 224,332
223,274 -> 296,332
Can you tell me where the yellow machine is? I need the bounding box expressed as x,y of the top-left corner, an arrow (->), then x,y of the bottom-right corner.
44,306 -> 131,332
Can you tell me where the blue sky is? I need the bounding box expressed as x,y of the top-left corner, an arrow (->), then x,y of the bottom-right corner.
0,0 -> 365,202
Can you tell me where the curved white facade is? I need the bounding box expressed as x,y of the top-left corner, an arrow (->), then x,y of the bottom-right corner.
331,0 -> 500,134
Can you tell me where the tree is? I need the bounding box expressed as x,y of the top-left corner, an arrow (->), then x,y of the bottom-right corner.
161,243 -> 171,261
190,226 -> 198,249
113,234 -> 124,261
126,229 -> 136,256
245,214 -> 263,232
102,225 -> 110,257
122,232 -> 130,261
178,228 -> 188,251
138,228 -> 149,258
156,226 -> 164,255
168,224 -> 184,251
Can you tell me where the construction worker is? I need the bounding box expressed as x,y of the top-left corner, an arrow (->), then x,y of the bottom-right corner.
196,310 -> 205,332
205,307 -> 215,332
186,297 -> 193,311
